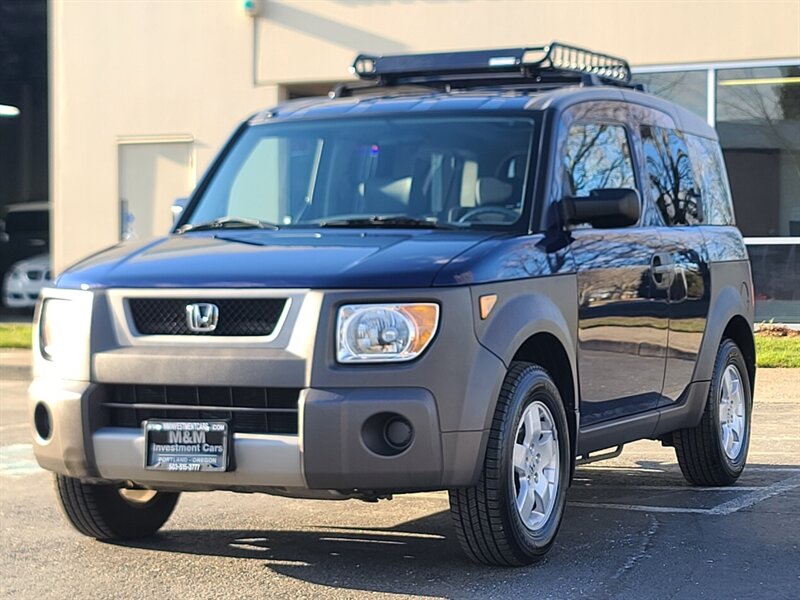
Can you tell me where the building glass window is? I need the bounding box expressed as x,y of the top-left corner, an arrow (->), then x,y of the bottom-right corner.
716,65 -> 800,237
717,65 -> 800,323
634,71 -> 708,120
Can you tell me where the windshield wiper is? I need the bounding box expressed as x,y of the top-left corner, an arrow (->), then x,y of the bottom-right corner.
316,216 -> 458,229
175,216 -> 280,234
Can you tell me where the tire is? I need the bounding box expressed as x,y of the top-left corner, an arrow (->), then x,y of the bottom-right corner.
449,362 -> 571,566
54,475 -> 179,541
674,338 -> 752,486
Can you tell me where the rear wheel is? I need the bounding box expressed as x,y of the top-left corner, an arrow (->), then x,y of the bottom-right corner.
54,474 -> 179,540
449,362 -> 570,566
674,339 -> 752,486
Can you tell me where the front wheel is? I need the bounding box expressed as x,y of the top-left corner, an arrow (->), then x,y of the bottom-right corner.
54,475 -> 180,540
449,362 -> 571,566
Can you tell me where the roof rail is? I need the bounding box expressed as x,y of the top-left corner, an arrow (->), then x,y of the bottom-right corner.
347,42 -> 632,92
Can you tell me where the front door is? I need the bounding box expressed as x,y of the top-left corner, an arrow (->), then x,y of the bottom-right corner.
559,118 -> 669,426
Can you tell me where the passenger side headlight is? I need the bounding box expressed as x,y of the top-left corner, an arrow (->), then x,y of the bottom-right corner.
40,298 -> 85,361
336,303 -> 439,363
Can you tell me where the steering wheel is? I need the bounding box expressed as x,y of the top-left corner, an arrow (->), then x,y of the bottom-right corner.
457,206 -> 520,224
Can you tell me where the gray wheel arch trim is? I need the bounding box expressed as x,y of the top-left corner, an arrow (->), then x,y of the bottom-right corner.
692,261 -> 755,384
471,279 -> 579,435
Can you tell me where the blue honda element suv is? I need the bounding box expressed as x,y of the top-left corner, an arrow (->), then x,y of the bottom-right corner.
31,43 -> 755,566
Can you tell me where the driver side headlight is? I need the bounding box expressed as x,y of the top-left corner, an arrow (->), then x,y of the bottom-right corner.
336,303 -> 439,363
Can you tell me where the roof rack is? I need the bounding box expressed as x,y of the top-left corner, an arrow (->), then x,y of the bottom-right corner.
338,42 -> 632,97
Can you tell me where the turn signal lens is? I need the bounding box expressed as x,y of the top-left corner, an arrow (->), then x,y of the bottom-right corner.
337,303 -> 439,363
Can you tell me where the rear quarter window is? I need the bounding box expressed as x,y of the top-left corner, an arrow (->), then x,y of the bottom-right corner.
685,135 -> 736,226
640,125 -> 702,226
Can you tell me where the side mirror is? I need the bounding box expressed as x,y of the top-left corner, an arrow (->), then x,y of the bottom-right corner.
171,197 -> 190,225
560,188 -> 640,229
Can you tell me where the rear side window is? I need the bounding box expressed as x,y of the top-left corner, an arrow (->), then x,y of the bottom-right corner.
641,125 -> 702,226
685,135 -> 735,225
563,123 -> 636,197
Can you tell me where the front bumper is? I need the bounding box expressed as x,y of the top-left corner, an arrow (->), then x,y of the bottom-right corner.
29,378 -> 487,495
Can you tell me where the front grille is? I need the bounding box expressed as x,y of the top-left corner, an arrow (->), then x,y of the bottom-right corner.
128,298 -> 286,336
103,385 -> 300,434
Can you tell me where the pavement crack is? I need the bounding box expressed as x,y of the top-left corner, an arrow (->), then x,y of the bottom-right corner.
611,515 -> 659,581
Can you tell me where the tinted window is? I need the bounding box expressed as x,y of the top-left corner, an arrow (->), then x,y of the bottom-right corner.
563,123 -> 636,198
685,135 -> 735,225
641,126 -> 702,226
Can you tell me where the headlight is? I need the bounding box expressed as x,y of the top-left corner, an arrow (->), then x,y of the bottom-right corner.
337,303 -> 439,363
40,298 -> 85,361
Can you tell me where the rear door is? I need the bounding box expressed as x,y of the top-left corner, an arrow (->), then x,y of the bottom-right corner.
639,125 -> 711,403
557,103 -> 670,426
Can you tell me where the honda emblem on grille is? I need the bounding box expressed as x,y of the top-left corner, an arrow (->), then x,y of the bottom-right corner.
185,303 -> 219,332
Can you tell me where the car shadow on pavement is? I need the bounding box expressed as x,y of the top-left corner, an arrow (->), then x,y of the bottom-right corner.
118,507 -> 597,596
113,461 -> 800,597
115,502 -> 625,597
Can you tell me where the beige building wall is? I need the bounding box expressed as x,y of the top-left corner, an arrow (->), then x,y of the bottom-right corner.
51,0 -> 800,272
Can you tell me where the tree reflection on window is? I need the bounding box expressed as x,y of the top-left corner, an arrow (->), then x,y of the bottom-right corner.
563,123 -> 636,197
641,126 -> 702,226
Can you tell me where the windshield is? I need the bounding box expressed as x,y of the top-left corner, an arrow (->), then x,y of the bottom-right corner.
183,116 -> 536,230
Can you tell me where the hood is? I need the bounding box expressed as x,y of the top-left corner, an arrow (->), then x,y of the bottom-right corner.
57,229 -> 496,289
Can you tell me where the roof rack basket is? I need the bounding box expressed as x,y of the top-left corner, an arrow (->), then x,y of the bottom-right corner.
348,42 -> 632,91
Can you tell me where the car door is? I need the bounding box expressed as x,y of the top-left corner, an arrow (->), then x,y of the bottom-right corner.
639,125 -> 711,404
556,105 -> 669,427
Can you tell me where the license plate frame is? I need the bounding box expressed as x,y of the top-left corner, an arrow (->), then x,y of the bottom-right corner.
144,419 -> 231,472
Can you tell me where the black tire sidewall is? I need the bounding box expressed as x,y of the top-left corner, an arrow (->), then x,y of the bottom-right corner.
96,486 -> 180,540
712,340 -> 752,477
500,365 -> 570,557
55,474 -> 179,541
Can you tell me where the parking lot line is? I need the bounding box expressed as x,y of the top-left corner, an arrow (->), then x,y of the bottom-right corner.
708,474 -> 800,515
574,485 -> 766,492
570,474 -> 800,515
569,502 -> 710,514
0,423 -> 28,432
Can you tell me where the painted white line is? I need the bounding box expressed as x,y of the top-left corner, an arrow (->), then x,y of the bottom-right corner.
745,467 -> 800,473
569,502 -> 710,514
578,466 -> 668,473
0,443 -> 43,477
569,475 -> 800,515
708,475 -> 800,515
0,423 -> 28,432
574,485 -> 765,492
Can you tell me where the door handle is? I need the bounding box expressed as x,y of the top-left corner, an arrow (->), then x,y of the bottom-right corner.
650,252 -> 674,289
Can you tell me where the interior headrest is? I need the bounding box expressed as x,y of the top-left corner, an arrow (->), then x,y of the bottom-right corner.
476,177 -> 513,206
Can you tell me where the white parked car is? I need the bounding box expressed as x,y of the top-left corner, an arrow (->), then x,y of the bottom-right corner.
2,254 -> 52,308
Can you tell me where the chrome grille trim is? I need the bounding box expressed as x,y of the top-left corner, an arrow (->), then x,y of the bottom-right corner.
106,288 -> 312,347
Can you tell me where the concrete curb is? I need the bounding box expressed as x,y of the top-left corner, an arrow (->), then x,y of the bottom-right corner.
0,349 -> 32,381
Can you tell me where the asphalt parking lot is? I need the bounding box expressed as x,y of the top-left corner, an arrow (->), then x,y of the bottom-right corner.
1,358 -> 798,599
